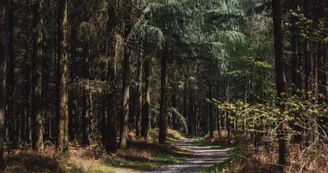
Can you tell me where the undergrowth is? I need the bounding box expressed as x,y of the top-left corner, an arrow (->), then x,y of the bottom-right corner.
1,128 -> 187,173
200,130 -> 328,173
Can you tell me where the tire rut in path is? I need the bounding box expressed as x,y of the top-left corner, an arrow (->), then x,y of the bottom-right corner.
146,138 -> 229,173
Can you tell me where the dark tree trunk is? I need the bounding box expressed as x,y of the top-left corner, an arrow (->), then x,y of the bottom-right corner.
57,0 -> 69,153
272,0 -> 288,167
142,59 -> 151,139
136,57 -> 143,137
303,0 -> 311,99
106,0 -> 117,153
216,81 -> 221,137
24,0 -> 31,143
8,0 -> 17,148
68,0 -> 78,142
0,0 -> 7,166
120,45 -> 130,149
82,45 -> 90,146
188,91 -> 194,134
291,0 -> 298,95
159,46 -> 168,144
32,0 -> 44,153
208,80 -> 213,138
171,90 -> 177,130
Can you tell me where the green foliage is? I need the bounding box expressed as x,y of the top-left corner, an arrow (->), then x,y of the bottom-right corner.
169,107 -> 188,133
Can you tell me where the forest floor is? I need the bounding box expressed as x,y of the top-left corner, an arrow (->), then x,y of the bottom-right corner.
2,128 -> 233,173
2,137 -> 231,173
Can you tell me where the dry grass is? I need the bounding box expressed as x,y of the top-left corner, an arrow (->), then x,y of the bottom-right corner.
3,151 -> 65,173
286,143 -> 328,173
1,129 -> 186,173
205,134 -> 328,173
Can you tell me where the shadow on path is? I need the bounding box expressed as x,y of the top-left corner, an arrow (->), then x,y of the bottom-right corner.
145,138 -> 229,173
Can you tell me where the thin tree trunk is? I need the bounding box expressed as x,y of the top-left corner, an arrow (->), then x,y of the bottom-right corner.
303,0 -> 311,99
188,91 -> 194,134
208,80 -> 213,138
0,0 -> 7,166
69,2 -> 77,141
57,0 -> 69,153
216,81 -> 221,137
32,0 -> 44,153
120,44 -> 130,149
8,0 -> 17,148
142,59 -> 151,139
159,46 -> 168,144
136,57 -> 143,137
82,45 -> 90,146
272,0 -> 288,167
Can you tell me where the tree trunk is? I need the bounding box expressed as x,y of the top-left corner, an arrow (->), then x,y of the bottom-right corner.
8,0 -> 17,148
188,91 -> 194,134
208,80 -> 213,138
272,0 -> 288,167
68,2 -> 78,141
136,57 -> 143,137
303,0 -> 311,99
159,46 -> 168,144
106,0 -> 117,153
82,45 -> 90,146
142,59 -> 151,139
120,44 -> 130,149
216,81 -> 221,137
0,0 -> 7,166
32,0 -> 44,153
57,0 -> 69,153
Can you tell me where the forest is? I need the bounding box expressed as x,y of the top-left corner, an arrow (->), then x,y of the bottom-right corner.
0,0 -> 328,172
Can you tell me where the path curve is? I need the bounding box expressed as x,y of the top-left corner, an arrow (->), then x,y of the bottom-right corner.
148,138 -> 229,173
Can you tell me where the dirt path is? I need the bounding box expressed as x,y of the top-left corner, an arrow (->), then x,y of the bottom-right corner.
147,138 -> 229,173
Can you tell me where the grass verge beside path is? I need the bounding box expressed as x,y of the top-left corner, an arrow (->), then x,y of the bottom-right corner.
192,138 -> 246,173
201,147 -> 246,173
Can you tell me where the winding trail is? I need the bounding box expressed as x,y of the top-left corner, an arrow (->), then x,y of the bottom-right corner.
148,138 -> 229,173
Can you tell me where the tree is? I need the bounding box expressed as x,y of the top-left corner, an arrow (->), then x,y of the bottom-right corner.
57,0 -> 69,153
142,58 -> 151,139
136,56 -> 143,137
0,0 -> 7,166
106,0 -> 117,152
32,0 -> 44,153
272,0 -> 288,167
159,45 -> 168,144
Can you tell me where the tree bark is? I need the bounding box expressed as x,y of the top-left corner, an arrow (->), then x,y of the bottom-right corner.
8,0 -> 17,148
57,0 -> 69,153
120,45 -> 130,149
82,45 -> 90,146
136,56 -> 143,137
106,0 -> 117,152
272,0 -> 288,167
32,0 -> 44,153
142,59 -> 151,139
159,46 -> 168,144
68,1 -> 78,141
0,0 -> 7,166
208,80 -> 213,138
303,0 -> 311,99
